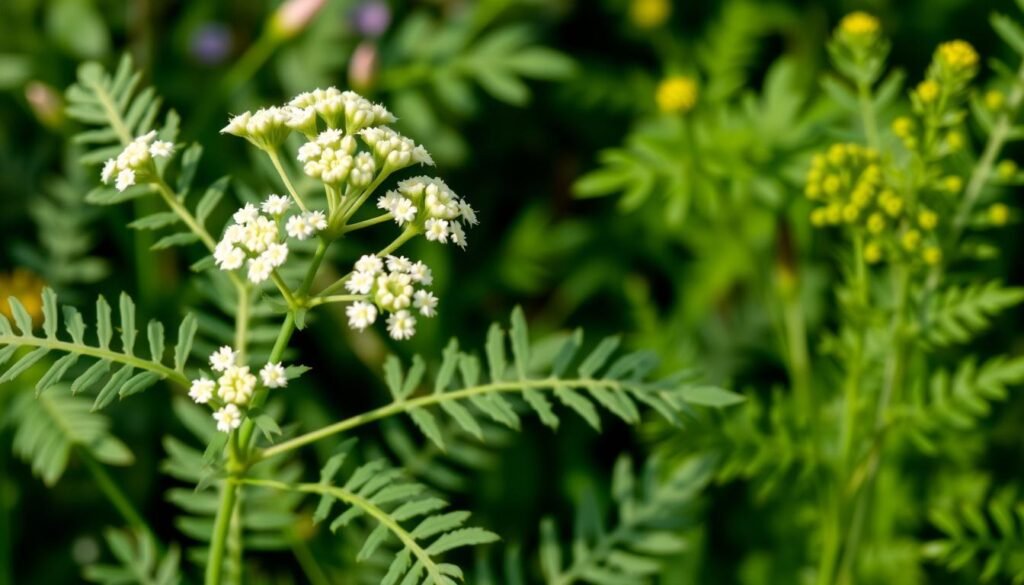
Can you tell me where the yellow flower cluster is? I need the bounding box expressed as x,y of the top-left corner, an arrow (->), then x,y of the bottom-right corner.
630,0 -> 670,29
840,11 -> 880,38
805,144 -> 942,266
937,40 -> 979,73
656,75 -> 698,114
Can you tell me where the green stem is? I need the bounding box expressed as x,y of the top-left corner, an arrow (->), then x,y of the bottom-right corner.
205,477 -> 239,585
227,490 -> 244,585
78,448 -> 148,535
153,179 -> 217,251
266,149 -> 308,212
340,213 -> 394,234
0,335 -> 188,385
240,478 -> 445,584
834,264 -> 909,585
298,240 -> 329,298
856,82 -> 880,150
317,228 -> 418,297
271,271 -> 298,308
255,378 -> 646,461
308,294 -> 364,308
234,285 -> 251,363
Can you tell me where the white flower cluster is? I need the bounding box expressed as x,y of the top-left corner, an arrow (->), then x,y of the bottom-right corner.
344,254 -> 438,340
100,131 -> 175,192
189,346 -> 291,433
298,129 -> 366,185
359,126 -> 434,169
213,195 -> 326,284
221,107 -> 294,151
289,87 -> 396,131
377,177 -> 477,248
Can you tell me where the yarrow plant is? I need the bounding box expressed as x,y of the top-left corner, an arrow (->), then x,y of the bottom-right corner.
0,54 -> 742,585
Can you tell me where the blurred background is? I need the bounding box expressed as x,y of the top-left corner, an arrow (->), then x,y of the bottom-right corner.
0,0 -> 1020,583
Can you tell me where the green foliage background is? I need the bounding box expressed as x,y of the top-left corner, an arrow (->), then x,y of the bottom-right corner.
1,0 -> 1023,584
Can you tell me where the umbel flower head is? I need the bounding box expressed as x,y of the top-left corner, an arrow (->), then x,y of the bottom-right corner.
344,254 -> 438,340
100,131 -> 175,192
189,346 -> 300,432
378,177 -> 477,249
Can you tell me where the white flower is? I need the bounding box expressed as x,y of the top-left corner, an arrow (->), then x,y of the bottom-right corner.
117,140 -> 150,168
221,112 -> 252,137
260,363 -> 288,388
214,241 -> 246,271
377,192 -> 400,212
284,106 -> 316,133
210,346 -> 237,372
317,128 -> 343,145
101,159 -> 117,183
345,270 -> 375,294
449,221 -> 468,250
413,290 -> 438,317
386,255 -> 412,273
386,310 -> 416,340
297,141 -> 322,163
408,261 -> 433,285
424,218 -> 449,243
115,168 -> 136,192
374,271 -> 413,311
349,152 -> 376,187
393,199 -> 417,225
241,216 -> 279,253
262,243 -> 289,267
458,200 -> 478,225
354,254 -> 383,274
149,140 -> 174,158
217,365 -> 257,404
223,224 -> 246,244
247,256 -> 273,284
262,194 -> 291,215
308,211 -> 328,231
233,203 -> 260,225
285,214 -> 311,239
213,404 -> 243,433
189,378 -> 215,404
346,301 -> 378,330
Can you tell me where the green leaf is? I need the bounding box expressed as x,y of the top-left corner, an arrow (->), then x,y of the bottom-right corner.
676,385 -> 745,407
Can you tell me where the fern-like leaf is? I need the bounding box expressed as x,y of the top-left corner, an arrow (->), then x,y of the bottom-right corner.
540,456 -> 713,585
380,307 -> 741,450
248,440 -> 498,585
922,281 -> 1024,347
83,528 -> 182,585
6,390 -> 132,485
0,289 -> 193,410
923,488 -> 1024,583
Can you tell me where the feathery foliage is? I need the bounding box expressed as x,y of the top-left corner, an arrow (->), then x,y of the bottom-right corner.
923,488 -> 1024,583
0,289 -> 194,410
540,456 -> 713,585
84,528 -> 182,585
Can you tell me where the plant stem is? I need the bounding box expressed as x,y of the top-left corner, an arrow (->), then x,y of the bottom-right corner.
950,59 -> 1024,243
857,82 -> 880,150
255,378 -> 642,461
266,149 -> 308,212
153,179 -> 217,251
340,213 -> 394,234
227,489 -> 244,585
78,448 -> 148,535
308,294 -> 365,308
834,264 -> 909,584
317,228 -> 418,297
205,476 -> 239,585
234,285 -> 251,363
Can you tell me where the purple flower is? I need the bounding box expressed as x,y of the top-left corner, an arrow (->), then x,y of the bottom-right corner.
351,1 -> 391,38
191,23 -> 233,66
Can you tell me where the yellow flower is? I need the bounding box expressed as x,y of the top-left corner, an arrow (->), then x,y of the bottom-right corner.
882,195 -> 903,217
823,175 -> 842,195
918,209 -> 938,230
989,203 -> 1010,226
867,213 -> 886,234
0,269 -> 45,324
985,89 -> 1005,111
827,144 -> 848,165
630,0 -> 670,29
922,246 -> 942,265
826,203 -> 843,225
937,40 -> 979,73
943,176 -> 963,193
892,116 -> 914,138
945,131 -> 964,152
916,80 -> 940,103
840,11 -> 880,37
997,160 -> 1017,181
901,229 -> 921,251
656,76 -> 698,114
810,207 -> 828,227
843,204 -> 860,223
864,242 -> 883,264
